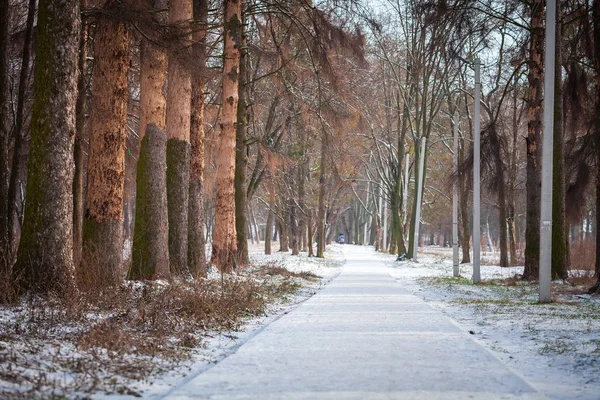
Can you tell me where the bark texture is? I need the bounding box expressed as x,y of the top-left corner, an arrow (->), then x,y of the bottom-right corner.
82,17 -> 129,286
211,0 -> 242,272
408,137 -> 421,258
74,3 -> 88,269
0,0 -> 10,267
166,0 -> 193,276
235,9 -> 249,266
459,136 -> 471,263
131,124 -> 170,279
264,188 -> 274,255
316,130 -> 327,258
13,0 -> 80,294
551,2 -> 568,280
7,0 -> 36,261
591,0 -> 600,293
188,0 -> 209,278
523,0 -> 544,281
130,0 -> 170,280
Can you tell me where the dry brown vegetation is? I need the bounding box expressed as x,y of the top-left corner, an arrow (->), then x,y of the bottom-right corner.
569,239 -> 596,272
0,263 -> 313,398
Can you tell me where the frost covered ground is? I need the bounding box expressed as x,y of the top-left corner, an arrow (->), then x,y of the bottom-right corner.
384,246 -> 600,400
0,243 -> 344,399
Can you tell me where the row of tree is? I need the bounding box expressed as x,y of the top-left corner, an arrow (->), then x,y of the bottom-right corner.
1,0 -> 600,297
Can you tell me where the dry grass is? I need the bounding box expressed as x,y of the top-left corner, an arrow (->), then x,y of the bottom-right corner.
570,239 -> 596,272
258,261 -> 320,281
0,263 -> 315,398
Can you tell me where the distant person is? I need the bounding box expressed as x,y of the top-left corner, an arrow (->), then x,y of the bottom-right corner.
338,233 -> 345,244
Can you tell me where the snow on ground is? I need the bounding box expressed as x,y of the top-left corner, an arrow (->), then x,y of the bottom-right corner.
384,245 -> 600,400
0,243 -> 345,399
124,243 -> 345,399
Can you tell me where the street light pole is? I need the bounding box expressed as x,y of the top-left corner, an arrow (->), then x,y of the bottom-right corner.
453,112 -> 460,277
540,0 -> 556,303
473,59 -> 481,283
403,153 -> 409,226
412,136 -> 427,261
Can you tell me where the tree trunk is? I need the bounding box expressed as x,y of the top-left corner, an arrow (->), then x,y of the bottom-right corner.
298,158 -> 307,252
459,135 -> 471,263
408,137 -> 421,257
82,16 -> 129,286
290,197 -> 299,255
7,0 -> 36,262
551,2 -> 568,280
73,3 -> 88,270
0,0 -> 9,270
130,0 -> 170,280
235,8 -> 249,266
316,130 -> 327,258
212,0 -> 242,272
590,0 -> 600,293
523,0 -> 544,281
279,203 -> 289,252
308,212 -> 314,256
13,0 -> 80,295
498,171 -> 508,268
188,0 -> 209,278
265,189 -> 274,255
166,0 -> 193,276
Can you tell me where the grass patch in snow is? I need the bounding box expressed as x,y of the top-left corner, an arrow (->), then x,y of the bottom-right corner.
0,263 -> 314,399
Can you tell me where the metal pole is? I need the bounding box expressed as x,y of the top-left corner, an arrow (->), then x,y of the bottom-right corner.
403,153 -> 410,227
413,136 -> 426,261
382,190 -> 387,252
379,180 -> 383,250
473,59 -> 481,283
540,0 -> 556,303
453,112 -> 460,277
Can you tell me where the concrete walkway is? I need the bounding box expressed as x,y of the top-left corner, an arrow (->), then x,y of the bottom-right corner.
165,246 -> 545,400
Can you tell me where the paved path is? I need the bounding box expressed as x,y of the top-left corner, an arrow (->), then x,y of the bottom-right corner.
165,246 -> 545,400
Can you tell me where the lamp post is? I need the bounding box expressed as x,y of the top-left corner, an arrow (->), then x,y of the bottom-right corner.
453,112 -> 460,277
473,58 -> 481,284
539,0 -> 556,303
453,53 -> 481,283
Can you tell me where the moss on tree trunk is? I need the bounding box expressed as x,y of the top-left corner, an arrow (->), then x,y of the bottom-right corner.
167,138 -> 191,276
551,3 -> 568,280
13,0 -> 80,295
523,0 -> 544,281
130,124 -> 170,280
234,14 -> 249,266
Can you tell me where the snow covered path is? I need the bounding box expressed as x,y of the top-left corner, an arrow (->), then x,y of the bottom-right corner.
164,245 -> 545,400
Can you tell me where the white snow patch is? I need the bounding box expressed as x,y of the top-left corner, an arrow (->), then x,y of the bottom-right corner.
385,245 -> 600,400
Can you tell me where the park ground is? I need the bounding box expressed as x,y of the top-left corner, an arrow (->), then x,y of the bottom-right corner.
1,243 -> 599,399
